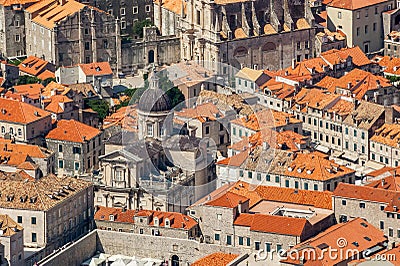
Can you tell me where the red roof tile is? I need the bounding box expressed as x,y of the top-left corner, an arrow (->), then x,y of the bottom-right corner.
46,119 -> 101,143
19,56 -> 53,77
321,46 -> 370,67
334,183 -> 400,203
205,191 -> 249,208
0,98 -> 51,124
328,0 -> 391,10
281,218 -> 387,265
79,62 -> 112,76
192,253 -> 239,266
234,213 -> 308,236
94,206 -> 198,230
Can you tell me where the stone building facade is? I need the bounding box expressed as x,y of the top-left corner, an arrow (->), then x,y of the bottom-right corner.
87,0 -> 154,38
179,0 -> 316,71
333,183 -> 400,243
0,173 -> 94,263
0,1 -> 34,58
25,0 -> 120,72
45,120 -> 104,176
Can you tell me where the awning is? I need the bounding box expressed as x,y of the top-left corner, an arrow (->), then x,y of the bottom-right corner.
332,150 -> 344,158
364,160 -> 386,171
341,152 -> 358,163
315,144 -> 330,154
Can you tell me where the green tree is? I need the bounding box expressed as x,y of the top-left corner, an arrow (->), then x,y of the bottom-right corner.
132,20 -> 153,38
85,99 -> 110,120
17,75 -> 41,85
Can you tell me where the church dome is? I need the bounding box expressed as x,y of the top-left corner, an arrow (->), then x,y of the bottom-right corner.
138,70 -> 172,112
138,88 -> 172,112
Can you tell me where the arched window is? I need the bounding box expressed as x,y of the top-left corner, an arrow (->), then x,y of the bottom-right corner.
234,46 -> 248,57
9,127 -> 13,135
262,42 -> 276,51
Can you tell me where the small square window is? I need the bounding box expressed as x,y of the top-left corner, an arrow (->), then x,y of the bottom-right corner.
31,217 -> 36,225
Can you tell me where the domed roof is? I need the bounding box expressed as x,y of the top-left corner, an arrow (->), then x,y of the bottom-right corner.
138,88 -> 172,112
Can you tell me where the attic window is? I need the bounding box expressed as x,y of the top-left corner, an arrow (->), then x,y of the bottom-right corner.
95,67 -> 101,72
361,222 -> 368,227
364,236 -> 371,241
317,243 -> 329,250
352,242 -> 359,247
109,215 -> 114,221
6,195 -> 14,202
30,196 -> 37,203
20,196 -> 28,203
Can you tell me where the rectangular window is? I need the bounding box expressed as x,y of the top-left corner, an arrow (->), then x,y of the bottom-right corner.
103,40 -> 108,49
266,174 -> 270,181
275,176 -> 280,183
277,244 -> 283,252
238,236 -> 243,245
373,23 -> 376,31
257,173 -> 261,181
84,42 -> 90,50
357,27 -> 360,36
285,180 -> 290,187
226,235 -> 232,245
58,144 -> 63,152
356,11 -> 360,19
380,221 -> 385,230
120,8 -> 125,15
74,162 -> 80,171
145,5 -> 151,12
313,184 -> 318,191
58,160 -> 64,169
338,12 -> 342,19
255,241 -> 260,250
295,181 -> 299,189
32,233 -> 37,242
360,202 -> 366,208
133,6 -> 138,14
73,147 -> 81,154
17,216 -> 22,223
266,243 -> 271,252
304,183 -> 309,190
365,25 -> 368,34
31,217 -> 36,225
342,200 -> 347,206
15,35 -> 20,42
248,172 -> 252,179
247,237 -> 250,246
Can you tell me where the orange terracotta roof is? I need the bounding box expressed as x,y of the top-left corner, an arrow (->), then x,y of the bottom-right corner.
234,27 -> 247,39
94,206 -> 198,230
44,95 -> 73,114
79,62 -> 112,76
192,253 -> 239,266
231,110 -> 301,131
0,98 -> 50,124
327,98 -> 354,116
316,76 -> 338,92
37,69 -> 55,80
103,105 -> 138,132
19,56 -> 52,77
234,213 -> 308,236
365,168 -> 400,192
374,55 -> 400,76
366,166 -> 395,177
321,46 -> 370,67
334,183 -> 400,203
205,191 -> 249,208
350,244 -> 400,266
17,161 -> 38,170
293,88 -> 339,110
217,150 -> 249,167
371,123 -> 400,148
332,68 -> 391,100
0,140 -> 51,159
281,218 -> 387,265
13,83 -> 43,96
328,0 -> 389,10
175,102 -> 224,121
278,57 -> 329,78
0,0 -> 39,6
46,119 -> 101,143
26,0 -> 86,29
154,0 -> 186,15
229,128 -> 307,153
0,214 -> 23,237
226,181 -> 333,209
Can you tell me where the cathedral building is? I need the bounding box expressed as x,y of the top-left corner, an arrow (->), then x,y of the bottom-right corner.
157,0 -> 316,71
94,71 -> 215,213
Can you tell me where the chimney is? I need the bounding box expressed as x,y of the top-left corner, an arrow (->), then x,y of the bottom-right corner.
237,200 -> 242,213
384,106 -> 395,124
347,82 -> 352,89
292,58 -> 296,70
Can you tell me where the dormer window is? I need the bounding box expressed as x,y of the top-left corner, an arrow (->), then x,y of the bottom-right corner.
165,218 -> 170,227
154,217 -> 159,226
109,215 -> 114,221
